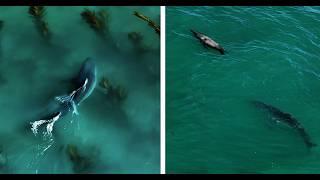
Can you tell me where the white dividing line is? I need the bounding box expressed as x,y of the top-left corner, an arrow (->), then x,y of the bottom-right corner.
160,5 -> 166,175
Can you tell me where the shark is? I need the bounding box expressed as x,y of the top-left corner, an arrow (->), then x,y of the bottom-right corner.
30,57 -> 97,137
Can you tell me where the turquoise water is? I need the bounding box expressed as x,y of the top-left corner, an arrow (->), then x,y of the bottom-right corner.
166,6 -> 320,174
0,6 -> 160,174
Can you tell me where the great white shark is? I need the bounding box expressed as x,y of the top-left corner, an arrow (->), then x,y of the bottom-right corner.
251,100 -> 316,149
30,58 -> 97,137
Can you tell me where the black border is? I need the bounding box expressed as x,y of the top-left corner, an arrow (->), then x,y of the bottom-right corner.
0,0 -> 161,6
164,0 -> 320,6
0,0 -> 320,5
2,174 -> 320,177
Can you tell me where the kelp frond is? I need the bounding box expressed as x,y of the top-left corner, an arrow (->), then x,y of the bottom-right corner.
29,6 -> 46,19
66,144 -> 93,174
81,8 -> 109,38
0,21 -> 3,31
28,6 -> 51,40
128,32 -> 143,44
133,11 -> 160,36
99,77 -> 127,102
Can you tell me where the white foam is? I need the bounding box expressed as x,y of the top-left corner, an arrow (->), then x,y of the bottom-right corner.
30,112 -> 62,138
30,120 -> 48,135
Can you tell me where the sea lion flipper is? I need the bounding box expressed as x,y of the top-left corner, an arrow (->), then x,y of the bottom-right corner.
202,42 -> 209,49
218,48 -> 225,55
215,46 -> 225,55
71,100 -> 79,116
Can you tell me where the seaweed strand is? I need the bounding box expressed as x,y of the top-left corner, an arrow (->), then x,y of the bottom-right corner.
0,21 -> 3,31
133,11 -> 160,36
81,8 -> 109,40
28,6 -> 51,42
99,77 -> 127,103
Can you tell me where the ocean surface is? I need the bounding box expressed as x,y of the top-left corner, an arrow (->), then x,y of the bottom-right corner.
166,6 -> 320,174
0,6 -> 160,174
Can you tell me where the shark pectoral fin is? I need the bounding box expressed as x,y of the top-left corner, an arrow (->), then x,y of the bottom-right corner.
71,100 -> 79,116
55,94 -> 73,104
55,88 -> 79,104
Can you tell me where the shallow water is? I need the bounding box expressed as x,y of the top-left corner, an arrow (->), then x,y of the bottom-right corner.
166,6 -> 320,174
0,6 -> 160,174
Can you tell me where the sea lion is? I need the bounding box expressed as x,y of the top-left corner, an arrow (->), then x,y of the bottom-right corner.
191,29 -> 225,54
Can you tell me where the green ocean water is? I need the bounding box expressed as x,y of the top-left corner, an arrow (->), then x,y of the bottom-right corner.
166,6 -> 320,174
0,6 -> 160,174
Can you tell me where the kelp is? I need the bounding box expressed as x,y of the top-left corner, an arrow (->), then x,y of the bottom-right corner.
128,32 -> 143,44
81,8 -> 109,40
80,8 -> 120,52
128,31 -> 148,54
128,31 -> 160,55
0,21 -> 3,31
99,77 -> 127,103
114,86 -> 127,101
133,11 -> 160,36
0,146 -> 7,170
0,20 -> 3,58
66,144 -> 94,173
28,6 -> 51,41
